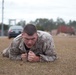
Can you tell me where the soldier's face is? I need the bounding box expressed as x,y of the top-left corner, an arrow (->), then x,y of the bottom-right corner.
22,33 -> 38,48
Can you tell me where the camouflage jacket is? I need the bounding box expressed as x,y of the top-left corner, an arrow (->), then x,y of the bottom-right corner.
5,30 -> 57,62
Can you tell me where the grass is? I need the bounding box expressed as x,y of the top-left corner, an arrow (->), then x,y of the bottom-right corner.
0,36 -> 76,75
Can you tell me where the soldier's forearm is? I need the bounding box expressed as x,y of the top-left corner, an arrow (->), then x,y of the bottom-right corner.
9,54 -> 22,60
40,54 -> 57,62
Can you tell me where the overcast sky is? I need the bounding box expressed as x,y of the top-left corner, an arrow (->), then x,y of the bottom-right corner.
0,0 -> 76,24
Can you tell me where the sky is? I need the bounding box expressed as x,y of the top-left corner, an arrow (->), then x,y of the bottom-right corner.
0,0 -> 76,24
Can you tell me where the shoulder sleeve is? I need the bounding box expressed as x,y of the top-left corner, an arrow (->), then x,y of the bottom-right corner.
39,33 -> 57,62
9,37 -> 22,60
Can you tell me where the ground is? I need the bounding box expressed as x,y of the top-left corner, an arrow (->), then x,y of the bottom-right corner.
0,36 -> 76,75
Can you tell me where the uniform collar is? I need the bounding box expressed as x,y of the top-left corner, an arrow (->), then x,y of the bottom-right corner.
19,39 -> 26,51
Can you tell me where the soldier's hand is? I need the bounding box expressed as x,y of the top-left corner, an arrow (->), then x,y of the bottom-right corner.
21,53 -> 27,62
28,51 -> 40,62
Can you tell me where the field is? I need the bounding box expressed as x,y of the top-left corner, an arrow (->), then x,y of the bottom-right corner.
0,36 -> 76,75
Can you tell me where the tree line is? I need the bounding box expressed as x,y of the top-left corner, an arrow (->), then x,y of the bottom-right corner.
0,17 -> 76,34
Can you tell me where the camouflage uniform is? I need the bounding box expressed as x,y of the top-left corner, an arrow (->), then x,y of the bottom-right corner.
2,30 -> 57,62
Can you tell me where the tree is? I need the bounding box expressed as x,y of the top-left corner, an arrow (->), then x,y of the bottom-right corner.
17,20 -> 26,27
56,17 -> 65,26
0,23 -> 9,36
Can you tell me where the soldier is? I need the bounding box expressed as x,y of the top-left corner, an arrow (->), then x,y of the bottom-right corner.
2,24 -> 57,62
